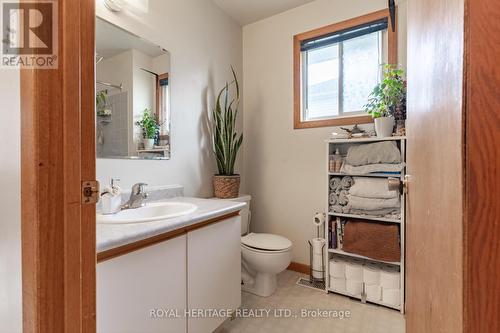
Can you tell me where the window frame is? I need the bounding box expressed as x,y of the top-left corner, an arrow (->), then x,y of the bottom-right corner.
293,8 -> 397,129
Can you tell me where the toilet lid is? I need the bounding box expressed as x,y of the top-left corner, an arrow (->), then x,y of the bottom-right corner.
241,233 -> 292,251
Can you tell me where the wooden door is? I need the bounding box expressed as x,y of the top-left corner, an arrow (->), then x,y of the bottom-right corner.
406,0 -> 465,331
20,0 -> 96,332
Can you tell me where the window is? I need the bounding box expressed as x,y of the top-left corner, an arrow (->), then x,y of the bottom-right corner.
156,73 -> 170,137
294,9 -> 397,129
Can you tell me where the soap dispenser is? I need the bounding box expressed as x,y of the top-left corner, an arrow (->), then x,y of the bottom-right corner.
101,178 -> 122,215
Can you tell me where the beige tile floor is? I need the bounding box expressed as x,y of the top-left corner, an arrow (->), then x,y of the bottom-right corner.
217,270 -> 405,333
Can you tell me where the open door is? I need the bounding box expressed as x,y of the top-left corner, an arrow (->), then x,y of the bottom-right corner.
20,0 -> 96,331
407,0 -> 500,332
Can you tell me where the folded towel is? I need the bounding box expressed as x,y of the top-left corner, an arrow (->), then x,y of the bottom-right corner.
340,176 -> 354,189
330,205 -> 350,214
341,162 -> 406,174
349,177 -> 398,199
347,195 -> 400,211
349,208 -> 401,218
346,141 -> 402,166
329,177 -> 341,190
338,190 -> 349,206
329,192 -> 338,205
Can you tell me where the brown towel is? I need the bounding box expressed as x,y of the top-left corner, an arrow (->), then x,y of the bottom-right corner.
342,220 -> 400,262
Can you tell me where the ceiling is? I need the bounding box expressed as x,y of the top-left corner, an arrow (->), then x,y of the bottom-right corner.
212,0 -> 316,25
96,18 -> 166,59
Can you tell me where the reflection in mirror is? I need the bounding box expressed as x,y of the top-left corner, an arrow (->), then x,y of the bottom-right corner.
95,18 -> 171,160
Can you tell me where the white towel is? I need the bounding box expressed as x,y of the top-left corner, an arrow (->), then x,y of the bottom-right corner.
382,288 -> 401,307
329,260 -> 346,278
330,277 -> 346,292
347,195 -> 400,211
345,262 -> 363,281
341,162 -> 406,174
366,284 -> 382,302
346,280 -> 363,296
363,266 -> 381,285
350,177 -> 399,199
380,270 -> 400,289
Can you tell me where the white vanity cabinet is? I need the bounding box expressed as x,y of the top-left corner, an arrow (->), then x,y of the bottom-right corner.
187,216 -> 241,333
97,214 -> 242,333
97,235 -> 187,333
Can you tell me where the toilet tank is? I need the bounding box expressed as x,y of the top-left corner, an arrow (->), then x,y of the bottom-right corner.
222,194 -> 251,235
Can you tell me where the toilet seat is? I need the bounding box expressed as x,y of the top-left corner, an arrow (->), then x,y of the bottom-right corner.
241,233 -> 292,252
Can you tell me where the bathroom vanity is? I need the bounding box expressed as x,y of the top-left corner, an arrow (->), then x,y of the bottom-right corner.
96,197 -> 244,333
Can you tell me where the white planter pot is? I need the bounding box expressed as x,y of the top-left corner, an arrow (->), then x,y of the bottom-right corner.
374,117 -> 395,138
143,139 -> 155,150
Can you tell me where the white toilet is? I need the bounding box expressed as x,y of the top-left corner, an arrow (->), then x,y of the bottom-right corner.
225,195 -> 293,297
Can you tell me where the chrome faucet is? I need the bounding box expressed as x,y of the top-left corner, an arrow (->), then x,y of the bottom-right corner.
122,183 -> 148,210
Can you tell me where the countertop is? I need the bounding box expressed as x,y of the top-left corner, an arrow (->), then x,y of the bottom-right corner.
97,197 -> 245,254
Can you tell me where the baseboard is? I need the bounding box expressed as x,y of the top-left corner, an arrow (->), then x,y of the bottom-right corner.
287,262 -> 310,275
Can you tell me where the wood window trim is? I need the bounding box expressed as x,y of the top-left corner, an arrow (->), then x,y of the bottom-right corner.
155,72 -> 169,119
293,8 -> 398,129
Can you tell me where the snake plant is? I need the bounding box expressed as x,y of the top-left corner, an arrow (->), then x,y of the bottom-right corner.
212,67 -> 243,176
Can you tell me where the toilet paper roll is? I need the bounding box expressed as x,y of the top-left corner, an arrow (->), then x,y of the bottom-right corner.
366,284 -> 382,302
363,266 -> 381,285
312,253 -> 324,279
346,280 -> 363,296
329,260 -> 346,278
312,238 -> 326,255
382,288 -> 401,307
313,212 -> 325,226
345,262 -> 363,281
330,277 -> 346,292
380,270 -> 400,289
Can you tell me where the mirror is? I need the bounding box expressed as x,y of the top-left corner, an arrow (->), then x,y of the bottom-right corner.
95,18 -> 171,160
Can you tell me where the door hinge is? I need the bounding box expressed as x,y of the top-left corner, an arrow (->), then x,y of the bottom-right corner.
82,180 -> 100,204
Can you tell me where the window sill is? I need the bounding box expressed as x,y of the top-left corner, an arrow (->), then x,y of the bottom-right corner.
294,114 -> 373,129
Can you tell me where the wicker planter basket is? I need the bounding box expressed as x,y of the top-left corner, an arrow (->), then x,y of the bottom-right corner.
213,175 -> 240,199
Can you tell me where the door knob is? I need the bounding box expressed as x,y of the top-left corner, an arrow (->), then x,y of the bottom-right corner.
403,175 -> 410,193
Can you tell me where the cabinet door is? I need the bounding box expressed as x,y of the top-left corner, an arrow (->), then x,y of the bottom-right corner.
97,235 -> 187,333
187,216 -> 241,333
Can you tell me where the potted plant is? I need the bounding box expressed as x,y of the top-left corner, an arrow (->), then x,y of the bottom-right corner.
136,108 -> 158,150
212,67 -> 243,199
96,90 -> 112,117
364,65 -> 407,138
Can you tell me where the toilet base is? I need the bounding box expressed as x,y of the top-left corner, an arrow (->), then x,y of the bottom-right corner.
242,272 -> 277,297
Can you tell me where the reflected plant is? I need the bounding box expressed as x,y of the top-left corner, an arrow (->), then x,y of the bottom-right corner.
136,108 -> 158,139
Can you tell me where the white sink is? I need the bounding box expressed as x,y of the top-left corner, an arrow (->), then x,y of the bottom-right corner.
97,202 -> 197,224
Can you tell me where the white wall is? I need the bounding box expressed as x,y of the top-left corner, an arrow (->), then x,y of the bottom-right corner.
242,0 -> 407,264
96,0 -> 243,197
0,70 -> 22,332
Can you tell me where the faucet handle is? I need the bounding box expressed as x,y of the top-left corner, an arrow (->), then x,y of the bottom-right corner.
131,182 -> 148,194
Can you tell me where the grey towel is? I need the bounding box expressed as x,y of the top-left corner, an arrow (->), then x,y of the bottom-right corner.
346,141 -> 402,166
329,177 -> 341,191
338,190 -> 349,206
340,176 -> 354,189
329,192 -> 338,205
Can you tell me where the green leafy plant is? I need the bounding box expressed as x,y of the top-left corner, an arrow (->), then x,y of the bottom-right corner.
364,65 -> 406,119
96,90 -> 108,115
212,67 -> 243,176
136,109 -> 158,139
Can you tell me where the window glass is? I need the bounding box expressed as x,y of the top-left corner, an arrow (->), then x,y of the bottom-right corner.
342,32 -> 381,113
305,44 -> 339,120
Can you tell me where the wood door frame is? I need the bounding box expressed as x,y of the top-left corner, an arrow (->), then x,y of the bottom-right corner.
464,0 -> 500,331
20,0 -> 96,332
